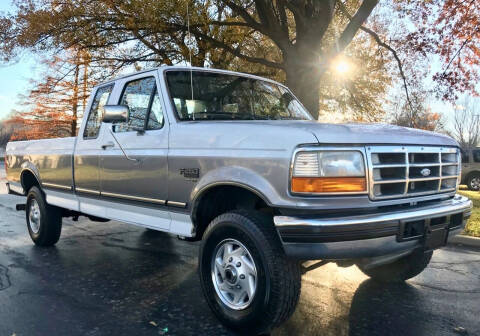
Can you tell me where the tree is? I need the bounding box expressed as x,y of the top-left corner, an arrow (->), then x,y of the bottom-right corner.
0,121 -> 13,148
398,0 -> 480,102
0,0 -> 381,119
390,90 -> 444,132
451,98 -> 480,149
8,49 -> 94,140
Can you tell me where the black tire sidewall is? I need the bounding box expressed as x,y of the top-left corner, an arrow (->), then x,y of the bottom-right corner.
359,249 -> 433,282
199,217 -> 271,328
26,187 -> 46,241
26,186 -> 61,246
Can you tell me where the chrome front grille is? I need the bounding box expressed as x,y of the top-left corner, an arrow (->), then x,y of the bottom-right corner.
366,146 -> 460,200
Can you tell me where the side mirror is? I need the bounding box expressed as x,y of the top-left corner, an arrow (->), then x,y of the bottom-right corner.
103,105 -> 129,123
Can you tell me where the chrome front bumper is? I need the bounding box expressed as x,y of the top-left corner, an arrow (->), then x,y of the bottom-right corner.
274,195 -> 472,259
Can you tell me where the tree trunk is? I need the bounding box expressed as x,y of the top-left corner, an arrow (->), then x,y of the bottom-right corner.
82,51 -> 89,112
285,58 -> 321,120
71,62 -> 80,136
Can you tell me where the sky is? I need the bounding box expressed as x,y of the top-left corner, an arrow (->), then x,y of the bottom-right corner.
0,56 -> 42,120
0,2 -> 43,121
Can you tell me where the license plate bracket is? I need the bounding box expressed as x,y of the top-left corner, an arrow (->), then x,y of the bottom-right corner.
424,227 -> 448,251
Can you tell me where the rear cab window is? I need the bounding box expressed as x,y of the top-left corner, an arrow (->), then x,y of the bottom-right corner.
83,84 -> 114,139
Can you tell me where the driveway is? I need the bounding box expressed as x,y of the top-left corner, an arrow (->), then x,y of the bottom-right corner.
0,173 -> 479,336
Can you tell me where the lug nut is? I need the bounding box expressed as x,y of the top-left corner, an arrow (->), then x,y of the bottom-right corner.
236,285 -> 241,289
236,262 -> 241,267
239,274 -> 245,279
228,257 -> 233,262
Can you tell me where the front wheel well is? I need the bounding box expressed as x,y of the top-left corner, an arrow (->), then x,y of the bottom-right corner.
466,171 -> 480,179
21,170 -> 41,194
192,185 -> 274,240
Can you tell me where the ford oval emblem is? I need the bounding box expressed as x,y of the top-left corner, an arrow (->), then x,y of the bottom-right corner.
420,168 -> 431,177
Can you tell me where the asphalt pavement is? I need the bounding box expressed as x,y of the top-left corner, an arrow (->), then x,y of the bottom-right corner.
0,162 -> 479,336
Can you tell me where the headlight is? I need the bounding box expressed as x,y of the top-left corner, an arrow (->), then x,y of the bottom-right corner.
291,150 -> 367,193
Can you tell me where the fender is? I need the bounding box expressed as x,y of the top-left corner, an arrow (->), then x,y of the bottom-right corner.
190,166 -> 284,212
20,161 -> 42,192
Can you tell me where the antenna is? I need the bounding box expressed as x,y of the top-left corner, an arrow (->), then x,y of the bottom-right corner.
187,2 -> 195,120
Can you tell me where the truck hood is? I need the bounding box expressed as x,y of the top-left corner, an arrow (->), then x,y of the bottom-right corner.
248,121 -> 458,147
294,121 -> 457,146
172,120 -> 458,150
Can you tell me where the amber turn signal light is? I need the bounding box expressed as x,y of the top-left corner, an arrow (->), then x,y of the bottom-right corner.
291,177 -> 367,193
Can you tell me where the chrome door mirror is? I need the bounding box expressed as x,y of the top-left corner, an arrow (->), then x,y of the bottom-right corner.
103,105 -> 129,123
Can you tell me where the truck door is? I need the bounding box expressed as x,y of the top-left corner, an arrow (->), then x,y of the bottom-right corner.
74,84 -> 114,202
99,72 -> 170,229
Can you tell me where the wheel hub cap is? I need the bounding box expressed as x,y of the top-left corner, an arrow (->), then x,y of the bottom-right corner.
211,239 -> 257,310
224,267 -> 238,284
28,199 -> 41,234
472,178 -> 480,190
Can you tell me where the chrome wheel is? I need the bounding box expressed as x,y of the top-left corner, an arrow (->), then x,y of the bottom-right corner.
470,177 -> 480,190
211,239 -> 257,310
28,199 -> 41,234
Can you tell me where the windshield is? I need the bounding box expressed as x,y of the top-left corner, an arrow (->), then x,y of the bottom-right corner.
165,70 -> 312,121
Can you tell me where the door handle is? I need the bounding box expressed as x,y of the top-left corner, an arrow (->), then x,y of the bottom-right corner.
101,141 -> 115,150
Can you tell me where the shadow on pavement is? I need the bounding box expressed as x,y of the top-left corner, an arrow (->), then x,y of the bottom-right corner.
349,280 -> 427,336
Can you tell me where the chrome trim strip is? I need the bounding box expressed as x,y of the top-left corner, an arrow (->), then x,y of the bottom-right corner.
43,182 -> 72,191
101,191 -> 166,205
289,146 -> 370,196
167,200 -> 187,208
75,187 -> 101,196
274,195 -> 472,227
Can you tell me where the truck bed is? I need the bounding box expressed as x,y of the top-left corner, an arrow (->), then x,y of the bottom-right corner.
6,137 -> 76,190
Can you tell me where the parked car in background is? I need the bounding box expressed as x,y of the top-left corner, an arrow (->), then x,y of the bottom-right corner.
461,148 -> 480,190
4,66 -> 473,334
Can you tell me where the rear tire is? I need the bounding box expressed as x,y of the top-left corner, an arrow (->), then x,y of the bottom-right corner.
358,249 -> 433,283
467,173 -> 480,191
199,210 -> 301,334
26,186 -> 62,246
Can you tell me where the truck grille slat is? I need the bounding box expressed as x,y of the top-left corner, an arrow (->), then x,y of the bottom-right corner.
367,146 -> 460,200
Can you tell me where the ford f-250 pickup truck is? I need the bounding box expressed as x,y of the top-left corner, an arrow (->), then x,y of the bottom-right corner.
4,66 -> 473,334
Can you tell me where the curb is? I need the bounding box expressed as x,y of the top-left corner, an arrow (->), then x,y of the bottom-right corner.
449,234 -> 480,248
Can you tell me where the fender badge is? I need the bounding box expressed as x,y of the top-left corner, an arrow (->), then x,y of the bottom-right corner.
180,168 -> 200,179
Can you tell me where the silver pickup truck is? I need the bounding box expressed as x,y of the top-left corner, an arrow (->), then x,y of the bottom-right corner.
5,66 -> 473,334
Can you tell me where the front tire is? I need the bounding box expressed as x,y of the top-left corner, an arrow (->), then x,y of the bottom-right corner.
199,210 -> 300,334
26,186 -> 62,246
467,173 -> 480,191
358,249 -> 433,283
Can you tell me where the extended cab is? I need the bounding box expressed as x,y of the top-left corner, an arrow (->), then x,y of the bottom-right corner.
4,67 -> 473,334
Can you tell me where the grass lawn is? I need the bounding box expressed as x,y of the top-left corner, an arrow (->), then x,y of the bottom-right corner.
458,188 -> 480,238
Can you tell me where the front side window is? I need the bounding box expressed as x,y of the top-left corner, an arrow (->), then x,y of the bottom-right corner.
165,70 -> 312,121
473,149 -> 480,163
83,84 -> 113,138
115,77 -> 164,132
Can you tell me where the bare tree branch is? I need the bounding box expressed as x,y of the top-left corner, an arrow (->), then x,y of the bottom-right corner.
337,1 -> 414,115
334,0 -> 378,53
